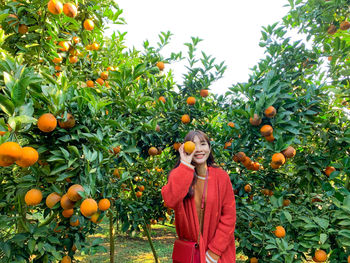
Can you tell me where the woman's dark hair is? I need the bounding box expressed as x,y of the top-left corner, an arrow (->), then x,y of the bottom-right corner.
169,130 -> 218,199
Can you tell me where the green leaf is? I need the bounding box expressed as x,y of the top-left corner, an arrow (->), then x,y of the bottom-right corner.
28,239 -> 36,253
283,211 -> 292,224
0,94 -> 15,116
3,71 -> 15,90
320,233 -> 327,244
11,81 -> 26,107
313,217 -> 329,229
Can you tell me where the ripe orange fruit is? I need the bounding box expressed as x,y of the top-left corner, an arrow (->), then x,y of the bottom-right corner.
252,162 -> 260,171
270,162 -> 280,169
63,3 -> 77,18
70,218 -> 79,227
228,122 -> 235,128
244,184 -> 252,193
100,71 -> 108,80
233,152 -> 246,163
281,146 -> 296,158
224,141 -> 232,149
327,24 -> 337,35
37,113 -> 57,132
347,255 -> 350,263
68,55 -> 78,64
52,54 -> 63,64
61,255 -> 71,263
314,250 -> 327,262
18,24 -> 28,34
173,142 -> 181,151
60,194 -> 75,209
260,125 -> 273,136
67,184 -> 84,201
181,114 -> 190,124
156,61 -> 164,71
98,199 -> 110,211
80,198 -> 98,217
249,114 -> 262,126
340,21 -> 350,30
274,226 -> 286,238
46,192 -> 61,208
83,19 -> 94,31
113,168 -> 120,178
272,153 -> 286,166
265,133 -> 275,142
325,166 -> 336,177
91,212 -> 102,223
264,106 -> 276,118
186,97 -> 196,105
136,191 -> 143,198
0,142 -> 22,166
25,189 -> 43,206
107,66 -> 115,71
148,147 -> 158,156
91,42 -> 100,50
55,65 -> 62,71
242,156 -> 252,167
200,89 -> 209,97
72,36 -> 80,44
184,141 -> 195,154
158,96 -> 166,103
58,113 -> 76,129
113,146 -> 121,154
15,147 -> 39,167
96,78 -> 104,86
138,185 -> 145,192
283,199 -> 291,207
48,0 -> 63,15
62,208 -> 74,218
250,257 -> 258,263
58,41 -> 70,52
86,80 -> 94,87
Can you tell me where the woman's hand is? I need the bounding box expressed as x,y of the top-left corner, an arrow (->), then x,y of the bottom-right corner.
179,143 -> 196,165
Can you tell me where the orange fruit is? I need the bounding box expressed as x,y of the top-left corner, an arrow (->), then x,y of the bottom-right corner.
98,199 -> 110,211
242,156 -> 252,167
136,191 -> 143,198
274,226 -> 286,238
67,184 -> 84,202
113,168 -> 120,178
184,141 -> 195,154
325,166 -> 336,177
186,97 -> 196,105
60,194 -> 75,209
314,250 -> 327,262
270,162 -> 280,169
107,66 -> 115,71
252,162 -> 260,171
340,21 -> 350,30
281,146 -> 296,158
91,42 -> 100,50
156,61 -> 164,71
52,54 -> 63,64
250,258 -> 258,263
58,41 -> 70,52
224,141 -> 232,149
25,189 -> 43,206
233,152 -> 246,163
90,212 -> 102,223
200,89 -> 209,97
72,36 -> 80,44
48,0 -> 63,15
327,24 -> 337,35
113,146 -> 121,154
86,80 -> 94,87
264,106 -> 276,118
228,122 -> 235,128
181,114 -> 190,124
100,71 -> 108,80
148,147 -> 158,156
83,19 -> 94,31
244,184 -> 251,193
173,142 -> 181,151
58,113 -> 76,129
260,125 -> 273,136
37,113 -> 57,132
347,255 -> 350,263
69,218 -> 79,227
158,96 -> 166,103
283,199 -> 291,207
62,209 -> 74,218
46,192 -> 61,208
80,198 -> 98,217
68,55 -> 78,64
63,3 -> 77,18
61,255 -> 71,263
249,114 -> 262,126
18,24 -> 28,34
272,153 -> 285,166
265,133 -> 275,142
96,78 -> 104,86
55,65 -> 62,71
0,141 -> 22,166
15,147 -> 39,167
138,185 -> 145,192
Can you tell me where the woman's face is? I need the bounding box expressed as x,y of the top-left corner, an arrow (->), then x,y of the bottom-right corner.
192,135 -> 211,165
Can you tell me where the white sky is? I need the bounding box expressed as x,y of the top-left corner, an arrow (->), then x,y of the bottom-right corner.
106,0 -> 294,95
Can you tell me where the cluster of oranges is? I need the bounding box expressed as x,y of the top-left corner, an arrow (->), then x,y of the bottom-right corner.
270,146 -> 296,169
86,69 -> 111,88
0,141 -> 38,167
233,151 -> 260,171
37,113 -> 76,133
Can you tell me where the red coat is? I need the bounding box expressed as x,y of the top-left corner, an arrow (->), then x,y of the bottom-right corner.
161,163 -> 236,263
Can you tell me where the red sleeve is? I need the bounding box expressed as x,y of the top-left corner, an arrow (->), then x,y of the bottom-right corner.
161,163 -> 195,209
208,172 -> 236,256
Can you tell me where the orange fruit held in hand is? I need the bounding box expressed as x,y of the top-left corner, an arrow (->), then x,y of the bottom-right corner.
86,80 -> 94,87
156,61 -> 164,71
62,209 -> 74,218
61,255 -> 72,263
67,184 -> 84,201
158,96 -> 166,103
46,192 -> 61,208
0,141 -> 22,166
63,3 -> 77,18
25,189 -> 43,206
83,19 -> 94,31
15,147 -> 39,167
181,114 -> 190,124
58,113 -> 76,129
186,97 -> 196,105
38,113 -> 57,132
200,89 -> 209,97
148,147 -> 158,156
272,153 -> 285,166
274,226 -> 286,238
260,125 -> 273,136
98,199 -> 110,211
80,198 -> 98,217
281,146 -> 296,158
60,194 -> 75,209
314,249 -> 327,262
264,106 -> 276,118
48,0 -> 63,15
184,141 -> 195,154
324,166 -> 336,177
244,184 -> 251,193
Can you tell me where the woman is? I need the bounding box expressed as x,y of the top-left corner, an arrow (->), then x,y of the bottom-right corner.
162,130 -> 236,263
